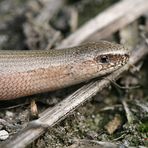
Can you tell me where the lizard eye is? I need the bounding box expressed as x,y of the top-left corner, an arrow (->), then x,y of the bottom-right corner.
100,55 -> 109,63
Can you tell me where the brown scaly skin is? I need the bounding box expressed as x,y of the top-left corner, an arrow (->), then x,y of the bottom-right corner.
0,41 -> 129,100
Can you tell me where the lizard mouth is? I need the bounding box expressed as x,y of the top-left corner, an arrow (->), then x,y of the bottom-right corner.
109,53 -> 129,67
93,53 -> 129,77
97,53 -> 129,73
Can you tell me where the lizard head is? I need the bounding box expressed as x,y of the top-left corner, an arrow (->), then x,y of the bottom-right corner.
90,41 -> 130,76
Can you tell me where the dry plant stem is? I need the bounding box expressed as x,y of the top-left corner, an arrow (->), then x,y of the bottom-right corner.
1,43 -> 148,148
135,100 -> 148,113
35,0 -> 65,24
58,0 -> 148,48
122,100 -> 135,124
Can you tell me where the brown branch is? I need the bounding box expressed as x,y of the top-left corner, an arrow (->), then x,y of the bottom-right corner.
58,0 -> 148,48
1,43 -> 148,148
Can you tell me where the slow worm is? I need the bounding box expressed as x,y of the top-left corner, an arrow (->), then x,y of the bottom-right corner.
0,41 -> 129,100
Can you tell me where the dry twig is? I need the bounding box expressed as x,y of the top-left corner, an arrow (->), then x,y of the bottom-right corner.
58,0 -> 148,48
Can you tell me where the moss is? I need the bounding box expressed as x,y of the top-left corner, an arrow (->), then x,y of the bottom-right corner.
138,122 -> 148,133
